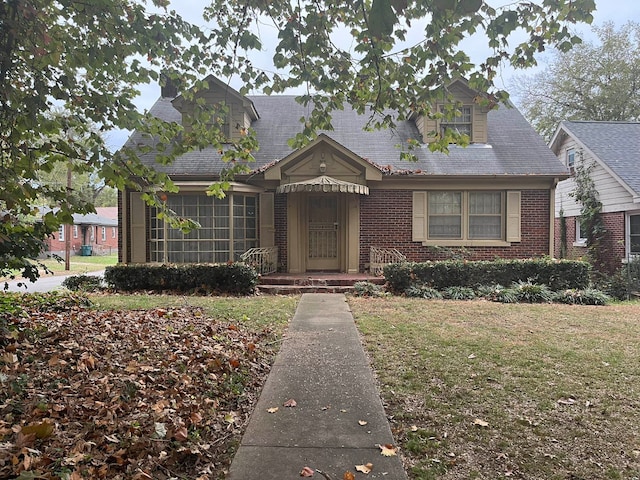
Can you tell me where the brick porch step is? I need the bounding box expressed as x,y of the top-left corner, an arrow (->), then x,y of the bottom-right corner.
257,273 -> 385,294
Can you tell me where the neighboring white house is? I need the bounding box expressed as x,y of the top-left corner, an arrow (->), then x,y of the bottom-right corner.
550,121 -> 640,271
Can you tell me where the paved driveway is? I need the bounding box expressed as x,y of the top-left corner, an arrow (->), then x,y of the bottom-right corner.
3,270 -> 105,293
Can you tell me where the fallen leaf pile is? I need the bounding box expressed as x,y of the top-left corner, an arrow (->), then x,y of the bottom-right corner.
0,303 -> 282,479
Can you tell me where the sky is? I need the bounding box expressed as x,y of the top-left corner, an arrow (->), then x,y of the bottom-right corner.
107,0 -> 640,150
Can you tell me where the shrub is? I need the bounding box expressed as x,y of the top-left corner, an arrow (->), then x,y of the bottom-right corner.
405,284 -> 443,300
513,280 -> 553,303
553,288 -> 610,306
596,258 -> 640,300
384,259 -> 590,294
352,281 -> 385,297
62,274 -> 103,292
104,263 -> 258,295
442,286 -> 476,300
484,285 -> 519,304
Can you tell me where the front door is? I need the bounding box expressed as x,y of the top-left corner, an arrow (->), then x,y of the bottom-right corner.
307,195 -> 340,270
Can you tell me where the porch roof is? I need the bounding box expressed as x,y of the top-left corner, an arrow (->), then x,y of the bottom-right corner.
275,175 -> 369,195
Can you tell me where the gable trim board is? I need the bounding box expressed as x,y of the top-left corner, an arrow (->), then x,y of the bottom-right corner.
119,76 -> 567,272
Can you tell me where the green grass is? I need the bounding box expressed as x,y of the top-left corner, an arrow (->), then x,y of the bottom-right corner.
348,297 -> 640,480
90,293 -> 299,334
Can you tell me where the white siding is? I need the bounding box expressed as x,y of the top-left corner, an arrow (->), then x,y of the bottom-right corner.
555,135 -> 636,217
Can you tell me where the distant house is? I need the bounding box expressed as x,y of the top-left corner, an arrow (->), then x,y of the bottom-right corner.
47,207 -> 118,257
550,121 -> 640,272
118,76 -> 568,273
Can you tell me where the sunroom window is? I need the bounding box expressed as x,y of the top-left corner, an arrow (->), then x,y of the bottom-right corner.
150,194 -> 257,263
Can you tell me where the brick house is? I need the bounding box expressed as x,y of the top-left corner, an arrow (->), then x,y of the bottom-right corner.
551,121 -> 640,273
47,207 -> 118,257
119,76 -> 568,273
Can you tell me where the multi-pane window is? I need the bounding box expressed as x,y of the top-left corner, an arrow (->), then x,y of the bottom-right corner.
440,105 -> 472,137
73,226 -> 78,238
567,149 -> 575,170
630,214 -> 640,255
112,227 -> 116,238
58,225 -> 65,241
101,227 -> 106,242
428,191 -> 503,240
469,192 -> 502,239
150,194 -> 258,263
428,192 -> 462,238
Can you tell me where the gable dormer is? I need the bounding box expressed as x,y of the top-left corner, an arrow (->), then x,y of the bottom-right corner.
171,75 -> 259,141
413,78 -> 492,145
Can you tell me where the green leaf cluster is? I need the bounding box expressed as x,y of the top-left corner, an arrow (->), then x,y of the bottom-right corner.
0,0 -> 596,283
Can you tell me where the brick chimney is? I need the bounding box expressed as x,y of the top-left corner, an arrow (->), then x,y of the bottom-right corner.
160,71 -> 178,98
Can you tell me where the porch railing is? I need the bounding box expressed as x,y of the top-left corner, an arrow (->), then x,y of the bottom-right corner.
369,246 -> 406,276
240,247 -> 278,275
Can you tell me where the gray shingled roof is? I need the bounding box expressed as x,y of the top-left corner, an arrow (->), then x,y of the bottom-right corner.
560,121 -> 640,196
125,95 -> 567,178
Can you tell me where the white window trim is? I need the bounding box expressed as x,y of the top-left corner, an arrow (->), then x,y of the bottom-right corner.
627,212 -> 640,257
73,225 -> 78,238
58,226 -> 65,242
574,218 -> 587,247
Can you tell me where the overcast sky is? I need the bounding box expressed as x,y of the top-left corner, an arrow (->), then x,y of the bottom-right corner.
107,0 -> 640,150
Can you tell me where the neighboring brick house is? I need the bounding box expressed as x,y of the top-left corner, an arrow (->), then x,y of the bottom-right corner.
47,207 -> 118,257
119,76 -> 569,273
550,121 -> 640,273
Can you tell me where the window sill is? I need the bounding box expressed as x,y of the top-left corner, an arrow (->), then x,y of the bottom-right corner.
420,240 -> 511,247
573,241 -> 587,247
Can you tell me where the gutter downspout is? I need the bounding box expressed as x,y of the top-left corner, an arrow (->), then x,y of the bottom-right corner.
550,178 -> 559,257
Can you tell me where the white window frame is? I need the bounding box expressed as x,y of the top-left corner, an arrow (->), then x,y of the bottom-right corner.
567,148 -> 576,173
101,226 -> 106,241
574,218 -> 588,246
112,227 -> 117,238
58,225 -> 65,242
628,213 -> 640,257
73,225 -> 78,238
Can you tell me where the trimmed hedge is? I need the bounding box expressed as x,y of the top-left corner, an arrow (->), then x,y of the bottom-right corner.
384,258 -> 591,293
104,263 -> 258,295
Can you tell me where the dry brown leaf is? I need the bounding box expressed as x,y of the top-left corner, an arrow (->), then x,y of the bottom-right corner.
267,407 -> 279,413
300,466 -> 314,477
410,425 -> 418,432
355,463 -> 373,474
174,426 -> 189,442
379,443 -> 397,456
473,419 -> 489,427
21,421 -> 54,439
343,471 -> 355,480
284,398 -> 297,407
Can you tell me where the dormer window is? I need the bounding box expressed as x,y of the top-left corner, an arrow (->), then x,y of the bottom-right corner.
440,105 -> 472,138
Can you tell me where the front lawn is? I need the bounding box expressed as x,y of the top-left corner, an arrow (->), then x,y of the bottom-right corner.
349,297 -> 640,480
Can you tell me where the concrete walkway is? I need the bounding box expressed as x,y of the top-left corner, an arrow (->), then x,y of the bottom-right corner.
228,293 -> 408,480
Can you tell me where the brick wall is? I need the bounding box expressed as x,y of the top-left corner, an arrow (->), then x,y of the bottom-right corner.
360,189 -> 552,271
555,212 -> 626,273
